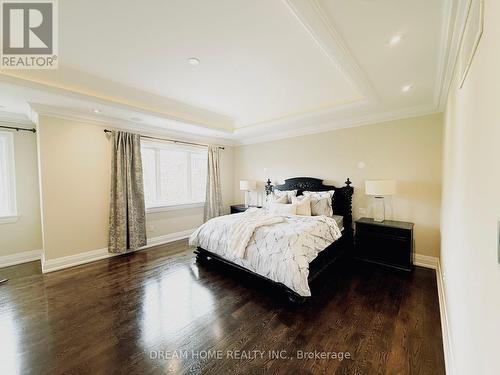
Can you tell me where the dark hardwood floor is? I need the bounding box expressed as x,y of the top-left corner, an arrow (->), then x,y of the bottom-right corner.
0,240 -> 445,374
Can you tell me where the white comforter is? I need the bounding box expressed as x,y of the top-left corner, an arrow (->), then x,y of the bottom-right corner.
189,209 -> 342,296
227,208 -> 285,259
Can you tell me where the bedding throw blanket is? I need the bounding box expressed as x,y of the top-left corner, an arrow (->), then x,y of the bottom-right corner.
227,208 -> 284,259
189,209 -> 342,296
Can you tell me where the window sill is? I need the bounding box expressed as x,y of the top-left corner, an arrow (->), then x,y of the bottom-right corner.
0,214 -> 20,224
146,202 -> 205,214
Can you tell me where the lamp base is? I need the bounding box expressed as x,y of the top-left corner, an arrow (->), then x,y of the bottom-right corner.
244,191 -> 250,208
373,196 -> 385,222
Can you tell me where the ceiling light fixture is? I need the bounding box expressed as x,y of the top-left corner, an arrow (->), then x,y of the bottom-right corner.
389,34 -> 403,46
402,84 -> 413,93
187,57 -> 200,65
93,109 -> 101,114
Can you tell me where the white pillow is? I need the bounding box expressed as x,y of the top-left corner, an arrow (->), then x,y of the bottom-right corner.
291,196 -> 311,216
269,202 -> 297,215
272,194 -> 288,204
303,190 -> 334,216
272,189 -> 297,204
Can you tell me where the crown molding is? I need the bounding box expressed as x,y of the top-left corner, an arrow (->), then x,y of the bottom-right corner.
434,0 -> 455,108
435,0 -> 469,110
283,0 -> 379,103
29,103 -> 237,147
30,102 -> 443,148
0,111 -> 33,127
235,98 -> 370,133
0,72 -> 233,132
235,104 -> 440,146
236,97 -> 367,130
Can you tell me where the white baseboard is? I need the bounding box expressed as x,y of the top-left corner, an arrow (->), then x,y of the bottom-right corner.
41,229 -> 195,273
413,253 -> 453,373
436,259 -> 454,375
0,249 -> 42,268
414,253 -> 439,269
146,229 -> 195,247
41,247 -> 111,273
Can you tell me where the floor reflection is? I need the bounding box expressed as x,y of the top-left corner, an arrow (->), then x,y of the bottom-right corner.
0,306 -> 21,374
140,263 -> 216,347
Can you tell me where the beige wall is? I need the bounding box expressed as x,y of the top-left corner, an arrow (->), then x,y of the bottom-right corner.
441,1 -> 500,373
37,115 -> 233,261
234,113 -> 443,257
0,129 -> 42,257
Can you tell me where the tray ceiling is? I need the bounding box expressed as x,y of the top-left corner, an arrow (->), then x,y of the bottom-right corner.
0,0 -> 452,144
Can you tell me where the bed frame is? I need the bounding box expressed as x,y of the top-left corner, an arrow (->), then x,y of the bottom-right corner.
195,177 -> 354,303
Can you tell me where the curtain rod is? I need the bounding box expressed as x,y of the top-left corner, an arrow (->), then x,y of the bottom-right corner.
0,125 -> 36,133
103,129 -> 224,150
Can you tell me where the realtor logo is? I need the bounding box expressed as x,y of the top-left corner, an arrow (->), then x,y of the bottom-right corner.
1,0 -> 58,69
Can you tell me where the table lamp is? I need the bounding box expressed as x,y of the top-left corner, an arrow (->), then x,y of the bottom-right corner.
365,180 -> 396,222
240,180 -> 257,208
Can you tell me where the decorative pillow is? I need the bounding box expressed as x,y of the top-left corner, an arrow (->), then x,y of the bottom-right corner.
272,189 -> 297,203
272,194 -> 288,204
268,202 -> 297,215
291,196 -> 311,216
303,190 -> 334,216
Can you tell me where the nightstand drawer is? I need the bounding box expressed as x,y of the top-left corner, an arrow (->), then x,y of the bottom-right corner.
354,218 -> 414,271
356,233 -> 411,268
356,222 -> 410,239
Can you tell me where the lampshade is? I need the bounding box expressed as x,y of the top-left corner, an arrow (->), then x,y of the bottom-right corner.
240,180 -> 257,191
365,180 -> 396,196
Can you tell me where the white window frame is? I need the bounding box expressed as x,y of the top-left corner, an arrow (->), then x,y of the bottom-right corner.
0,131 -> 18,223
141,140 -> 207,213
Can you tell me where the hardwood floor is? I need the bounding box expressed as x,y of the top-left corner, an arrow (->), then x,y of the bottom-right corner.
0,240 -> 445,374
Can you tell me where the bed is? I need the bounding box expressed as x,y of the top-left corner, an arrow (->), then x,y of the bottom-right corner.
190,177 -> 354,302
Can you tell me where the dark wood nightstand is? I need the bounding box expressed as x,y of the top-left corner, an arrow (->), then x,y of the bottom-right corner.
230,204 -> 262,214
354,217 -> 414,271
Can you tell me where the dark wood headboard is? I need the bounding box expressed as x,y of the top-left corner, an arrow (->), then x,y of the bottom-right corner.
275,177 -> 354,232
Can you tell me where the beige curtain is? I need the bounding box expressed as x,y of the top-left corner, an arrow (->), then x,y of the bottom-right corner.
204,145 -> 222,221
108,131 -> 147,253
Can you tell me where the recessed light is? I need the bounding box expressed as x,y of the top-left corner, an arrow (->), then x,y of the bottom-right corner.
130,117 -> 142,122
402,84 -> 413,93
92,109 -> 101,114
187,57 -> 200,65
389,34 -> 403,46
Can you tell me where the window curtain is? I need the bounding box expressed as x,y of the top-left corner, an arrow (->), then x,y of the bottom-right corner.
204,145 -> 222,221
108,131 -> 147,253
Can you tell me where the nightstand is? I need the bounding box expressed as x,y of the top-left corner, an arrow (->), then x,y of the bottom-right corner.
354,217 -> 414,271
230,204 -> 262,214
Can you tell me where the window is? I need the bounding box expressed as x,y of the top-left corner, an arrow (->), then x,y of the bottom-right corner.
0,131 -> 17,221
141,141 -> 208,210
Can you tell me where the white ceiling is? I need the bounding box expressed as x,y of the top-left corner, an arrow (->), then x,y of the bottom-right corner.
321,0 -> 442,109
0,0 -> 453,144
